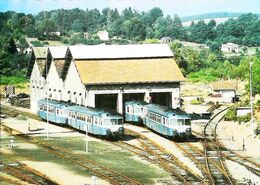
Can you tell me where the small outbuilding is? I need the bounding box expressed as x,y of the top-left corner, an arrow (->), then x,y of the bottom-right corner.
221,43 -> 239,53
211,81 -> 237,103
236,107 -> 251,117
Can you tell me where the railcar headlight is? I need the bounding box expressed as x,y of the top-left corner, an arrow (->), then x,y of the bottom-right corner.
186,128 -> 191,132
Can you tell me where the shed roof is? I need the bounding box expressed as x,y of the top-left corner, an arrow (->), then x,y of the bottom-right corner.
32,47 -> 48,58
212,81 -> 237,91
74,58 -> 184,85
69,44 -> 173,59
48,46 -> 68,59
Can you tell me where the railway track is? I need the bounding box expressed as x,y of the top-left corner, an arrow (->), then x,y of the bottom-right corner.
123,129 -> 204,185
0,124 -> 141,185
203,106 -> 235,185
0,162 -> 58,185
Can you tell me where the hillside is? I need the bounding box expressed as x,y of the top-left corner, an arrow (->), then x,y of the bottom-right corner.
180,12 -> 260,22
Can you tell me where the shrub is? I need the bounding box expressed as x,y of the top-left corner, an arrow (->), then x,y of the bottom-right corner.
224,109 -> 237,121
237,113 -> 251,123
191,98 -> 204,105
254,125 -> 260,137
0,76 -> 28,85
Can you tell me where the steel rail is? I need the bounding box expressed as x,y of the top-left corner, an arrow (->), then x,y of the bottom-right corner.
0,174 -> 23,185
203,107 -> 234,185
0,124 -> 141,185
173,142 -> 211,183
193,130 -> 260,174
125,128 -> 204,184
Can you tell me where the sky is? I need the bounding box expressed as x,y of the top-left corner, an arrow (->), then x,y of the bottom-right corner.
0,0 -> 260,17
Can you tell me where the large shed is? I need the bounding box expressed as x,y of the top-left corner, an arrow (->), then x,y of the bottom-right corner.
29,44 -> 185,114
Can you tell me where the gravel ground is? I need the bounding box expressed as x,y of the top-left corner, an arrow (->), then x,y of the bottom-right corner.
124,124 -> 203,178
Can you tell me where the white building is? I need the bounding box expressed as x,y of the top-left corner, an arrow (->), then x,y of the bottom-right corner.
97,30 -> 109,41
29,44 -> 185,114
221,43 -> 239,53
211,81 -> 237,103
27,47 -> 48,113
160,37 -> 172,44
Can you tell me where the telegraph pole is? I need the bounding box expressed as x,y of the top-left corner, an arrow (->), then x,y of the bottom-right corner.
46,61 -> 49,139
250,61 -> 254,130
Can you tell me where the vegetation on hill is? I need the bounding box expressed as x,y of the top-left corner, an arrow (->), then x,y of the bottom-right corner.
180,12 -> 260,22
0,8 -> 259,95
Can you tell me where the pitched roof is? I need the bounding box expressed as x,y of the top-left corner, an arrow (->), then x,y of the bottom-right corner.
32,47 -> 48,58
212,81 -> 237,91
74,58 -> 184,85
54,59 -> 66,77
48,46 -> 68,59
69,44 -> 173,59
36,59 -> 47,75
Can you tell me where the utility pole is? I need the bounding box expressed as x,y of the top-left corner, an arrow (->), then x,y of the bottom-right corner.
85,124 -> 88,153
250,61 -> 254,131
46,61 -> 49,139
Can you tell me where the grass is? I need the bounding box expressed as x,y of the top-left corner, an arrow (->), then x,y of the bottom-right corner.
1,136 -> 169,184
46,137 -> 169,183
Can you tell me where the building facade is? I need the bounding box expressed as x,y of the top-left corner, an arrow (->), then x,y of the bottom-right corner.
29,44 -> 185,114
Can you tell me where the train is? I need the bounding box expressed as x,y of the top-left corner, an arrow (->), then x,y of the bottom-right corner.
125,100 -> 192,138
37,99 -> 124,139
37,99 -> 191,139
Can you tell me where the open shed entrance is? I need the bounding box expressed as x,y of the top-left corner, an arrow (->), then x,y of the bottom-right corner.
122,93 -> 145,112
95,94 -> 117,111
150,92 -> 171,107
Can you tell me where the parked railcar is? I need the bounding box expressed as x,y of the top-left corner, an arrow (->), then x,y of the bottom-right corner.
124,100 -> 147,124
125,100 -> 192,138
67,105 -> 124,138
37,99 -> 69,125
144,104 -> 191,138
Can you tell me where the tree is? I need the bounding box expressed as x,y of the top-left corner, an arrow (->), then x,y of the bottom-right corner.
71,19 -> 84,32
122,17 -> 146,41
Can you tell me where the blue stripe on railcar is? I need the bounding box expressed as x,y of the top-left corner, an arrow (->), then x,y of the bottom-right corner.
67,105 -> 124,137
37,99 -> 69,125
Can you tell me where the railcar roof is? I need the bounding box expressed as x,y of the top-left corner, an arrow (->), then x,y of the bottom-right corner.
38,99 -> 69,108
67,105 -> 122,118
146,104 -> 190,119
125,100 -> 148,106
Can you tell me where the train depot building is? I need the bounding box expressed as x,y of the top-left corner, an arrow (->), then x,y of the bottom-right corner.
28,44 -> 185,114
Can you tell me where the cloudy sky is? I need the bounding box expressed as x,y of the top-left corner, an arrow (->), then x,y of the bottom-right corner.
0,0 -> 260,16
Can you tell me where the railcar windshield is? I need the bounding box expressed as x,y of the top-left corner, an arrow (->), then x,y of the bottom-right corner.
170,119 -> 191,126
177,119 -> 191,126
110,118 -> 123,125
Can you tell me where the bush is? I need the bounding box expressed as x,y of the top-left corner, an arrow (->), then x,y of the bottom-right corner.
224,109 -> 237,121
191,98 -> 204,105
0,76 -> 28,85
254,125 -> 260,137
237,114 -> 251,123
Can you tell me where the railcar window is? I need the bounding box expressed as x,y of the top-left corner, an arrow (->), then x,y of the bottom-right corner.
110,119 -> 122,125
48,107 -> 55,114
94,117 -> 98,124
126,106 -> 129,113
185,119 -> 191,125
177,119 -> 185,126
56,109 -> 60,115
86,115 -> 92,123
162,117 -> 166,125
44,105 -> 47,111
118,119 -> 123,125
170,119 -> 176,126
104,119 -> 109,126
135,108 -> 140,114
